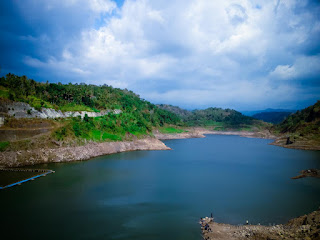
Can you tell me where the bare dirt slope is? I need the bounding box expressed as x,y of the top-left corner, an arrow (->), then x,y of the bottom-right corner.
201,208 -> 320,240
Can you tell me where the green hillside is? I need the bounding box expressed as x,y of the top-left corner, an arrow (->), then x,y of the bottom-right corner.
157,104 -> 192,119
0,73 -> 182,145
0,73 -> 272,151
275,101 -> 320,136
158,105 -> 267,130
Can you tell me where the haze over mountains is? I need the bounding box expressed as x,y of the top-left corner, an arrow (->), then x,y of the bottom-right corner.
241,109 -> 297,117
240,109 -> 297,124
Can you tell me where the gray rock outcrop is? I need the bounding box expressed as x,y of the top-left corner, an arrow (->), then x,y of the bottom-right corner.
1,100 -> 121,119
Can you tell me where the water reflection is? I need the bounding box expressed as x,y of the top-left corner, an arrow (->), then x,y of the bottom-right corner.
1,135 -> 320,240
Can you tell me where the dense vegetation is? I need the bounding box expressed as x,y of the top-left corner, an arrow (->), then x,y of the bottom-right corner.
158,127 -> 187,134
0,73 -> 182,142
275,101 -> 320,136
0,73 -> 271,147
157,104 -> 192,119
252,112 -> 293,124
0,74 -> 178,118
187,108 -> 258,127
158,105 -> 265,129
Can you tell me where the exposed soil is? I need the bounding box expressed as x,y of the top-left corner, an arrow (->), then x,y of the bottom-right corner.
153,128 -> 276,140
271,136 -> 320,151
201,208 -> 320,240
0,137 -> 170,167
155,127 -> 320,151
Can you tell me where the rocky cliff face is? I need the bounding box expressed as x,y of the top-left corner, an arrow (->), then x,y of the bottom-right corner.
0,138 -> 170,167
0,100 -> 121,120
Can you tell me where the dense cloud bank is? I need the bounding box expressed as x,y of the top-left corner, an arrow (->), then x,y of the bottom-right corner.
0,0 -> 319,110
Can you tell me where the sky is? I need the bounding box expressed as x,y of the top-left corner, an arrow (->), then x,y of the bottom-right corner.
0,0 -> 320,111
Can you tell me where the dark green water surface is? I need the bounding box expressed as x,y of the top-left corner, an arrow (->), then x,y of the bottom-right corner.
1,135 -> 320,239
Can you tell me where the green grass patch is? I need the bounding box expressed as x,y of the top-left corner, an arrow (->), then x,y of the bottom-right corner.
53,112 -> 152,143
213,126 -> 225,131
240,126 -> 254,131
0,86 -> 9,99
60,103 -> 96,112
91,130 -> 101,141
27,96 -> 55,110
102,132 -> 122,141
159,127 -> 186,134
210,121 -> 225,126
0,141 -> 10,151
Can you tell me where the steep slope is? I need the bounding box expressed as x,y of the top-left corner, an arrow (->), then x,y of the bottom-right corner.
276,101 -> 320,134
0,73 -> 182,152
272,101 -> 320,150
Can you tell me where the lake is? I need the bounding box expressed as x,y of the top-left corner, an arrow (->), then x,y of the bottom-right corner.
1,135 -> 320,240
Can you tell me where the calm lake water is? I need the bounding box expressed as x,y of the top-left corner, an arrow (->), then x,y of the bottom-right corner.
1,135 -> 320,240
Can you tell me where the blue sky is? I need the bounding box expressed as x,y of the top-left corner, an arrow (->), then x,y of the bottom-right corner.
1,0 -> 320,111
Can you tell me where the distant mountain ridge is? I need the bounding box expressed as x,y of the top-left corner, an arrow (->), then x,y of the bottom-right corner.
252,112 -> 293,124
242,108 -> 296,116
157,104 -> 265,129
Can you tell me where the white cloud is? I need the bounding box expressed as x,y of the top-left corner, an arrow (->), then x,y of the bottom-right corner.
270,65 -> 296,80
270,56 -> 320,80
20,0 -> 320,109
89,0 -> 116,13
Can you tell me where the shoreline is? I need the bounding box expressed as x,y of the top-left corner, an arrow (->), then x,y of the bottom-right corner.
0,128 -> 276,168
154,128 -> 276,140
201,208 -> 320,240
291,169 -> 320,179
156,127 -> 320,151
2,128 -> 320,238
2,127 -> 318,168
270,137 -> 320,151
0,138 -> 170,168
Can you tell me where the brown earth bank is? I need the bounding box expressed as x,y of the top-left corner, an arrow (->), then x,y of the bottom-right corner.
0,127 -> 274,168
156,127 -> 319,151
271,137 -> 320,151
0,138 -> 170,167
153,128 -> 276,140
0,126 -> 317,168
201,208 -> 320,240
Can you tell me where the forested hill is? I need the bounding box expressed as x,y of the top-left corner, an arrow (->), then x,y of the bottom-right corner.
0,73 -> 176,117
158,105 -> 265,128
0,74 -> 182,142
186,108 -> 260,127
156,104 -> 192,119
275,101 -> 320,135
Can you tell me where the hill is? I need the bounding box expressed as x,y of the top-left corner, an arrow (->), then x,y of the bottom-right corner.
156,104 -> 192,119
252,111 -> 293,124
272,101 -> 320,150
158,105 -> 268,130
0,73 -> 182,149
0,73 -> 270,154
276,101 -> 320,134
